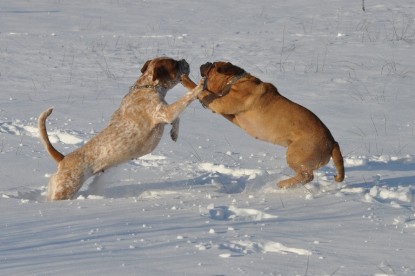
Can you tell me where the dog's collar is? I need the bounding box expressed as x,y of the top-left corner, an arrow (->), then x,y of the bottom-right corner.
219,71 -> 247,96
225,71 -> 246,86
129,84 -> 161,93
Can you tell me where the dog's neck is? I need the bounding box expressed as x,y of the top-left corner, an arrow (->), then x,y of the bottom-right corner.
226,71 -> 246,86
129,75 -> 168,97
218,71 -> 247,96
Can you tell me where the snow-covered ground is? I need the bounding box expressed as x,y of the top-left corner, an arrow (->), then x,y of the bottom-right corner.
1,0 -> 415,275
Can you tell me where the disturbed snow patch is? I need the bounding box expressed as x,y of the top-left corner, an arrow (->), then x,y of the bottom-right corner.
219,240 -> 312,257
0,120 -> 84,145
199,162 -> 263,180
207,204 -> 277,221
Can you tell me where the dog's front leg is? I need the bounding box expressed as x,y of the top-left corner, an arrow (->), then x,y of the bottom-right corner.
170,118 -> 179,142
181,74 -> 244,113
180,74 -> 210,107
180,74 -> 197,90
154,78 -> 205,124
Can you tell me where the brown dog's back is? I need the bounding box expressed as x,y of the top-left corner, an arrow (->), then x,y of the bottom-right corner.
182,61 -> 345,188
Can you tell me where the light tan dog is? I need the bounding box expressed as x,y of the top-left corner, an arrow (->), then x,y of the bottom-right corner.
39,57 -> 204,200
181,61 -> 344,188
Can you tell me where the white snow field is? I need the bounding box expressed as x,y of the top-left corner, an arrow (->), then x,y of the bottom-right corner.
1,0 -> 415,275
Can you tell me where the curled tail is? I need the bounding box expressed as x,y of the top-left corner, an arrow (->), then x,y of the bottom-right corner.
38,108 -> 64,163
331,141 -> 344,182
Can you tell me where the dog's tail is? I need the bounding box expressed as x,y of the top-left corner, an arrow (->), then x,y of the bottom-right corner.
331,141 -> 344,182
38,108 -> 65,163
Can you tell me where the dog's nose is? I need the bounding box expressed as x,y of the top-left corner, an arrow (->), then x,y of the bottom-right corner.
179,59 -> 190,75
200,62 -> 213,77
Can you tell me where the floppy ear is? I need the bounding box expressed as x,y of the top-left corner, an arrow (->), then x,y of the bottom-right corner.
152,65 -> 168,81
219,62 -> 245,76
140,60 -> 152,73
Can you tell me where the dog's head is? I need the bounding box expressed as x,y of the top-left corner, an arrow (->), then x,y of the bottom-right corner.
200,61 -> 245,95
140,57 -> 190,89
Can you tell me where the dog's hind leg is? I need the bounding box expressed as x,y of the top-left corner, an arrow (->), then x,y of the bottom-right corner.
278,170 -> 314,188
278,140 -> 330,188
47,168 -> 87,200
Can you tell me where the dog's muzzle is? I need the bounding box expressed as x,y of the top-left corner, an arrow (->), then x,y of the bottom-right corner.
179,59 -> 190,75
200,62 -> 213,77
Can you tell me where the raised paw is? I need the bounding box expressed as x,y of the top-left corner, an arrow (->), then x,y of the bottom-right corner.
180,74 -> 197,90
190,77 -> 206,97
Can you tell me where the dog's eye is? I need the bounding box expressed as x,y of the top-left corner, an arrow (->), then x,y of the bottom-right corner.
217,67 -> 223,73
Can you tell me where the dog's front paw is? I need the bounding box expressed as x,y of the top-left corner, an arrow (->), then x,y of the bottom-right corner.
192,77 -> 206,96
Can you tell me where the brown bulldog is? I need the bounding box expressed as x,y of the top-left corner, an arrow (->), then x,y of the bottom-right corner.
181,61 -> 344,188
39,57 -> 205,200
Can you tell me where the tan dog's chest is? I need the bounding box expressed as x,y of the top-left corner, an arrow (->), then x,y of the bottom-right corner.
82,94 -> 166,173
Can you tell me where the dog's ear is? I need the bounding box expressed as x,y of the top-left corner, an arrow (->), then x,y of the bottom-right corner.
140,60 -> 152,73
152,65 -> 168,81
218,62 -> 244,76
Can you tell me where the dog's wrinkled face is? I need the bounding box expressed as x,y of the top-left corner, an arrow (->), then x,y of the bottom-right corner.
141,57 -> 190,89
200,61 -> 245,95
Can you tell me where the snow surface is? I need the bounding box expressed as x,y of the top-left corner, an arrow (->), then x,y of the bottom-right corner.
1,0 -> 415,275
